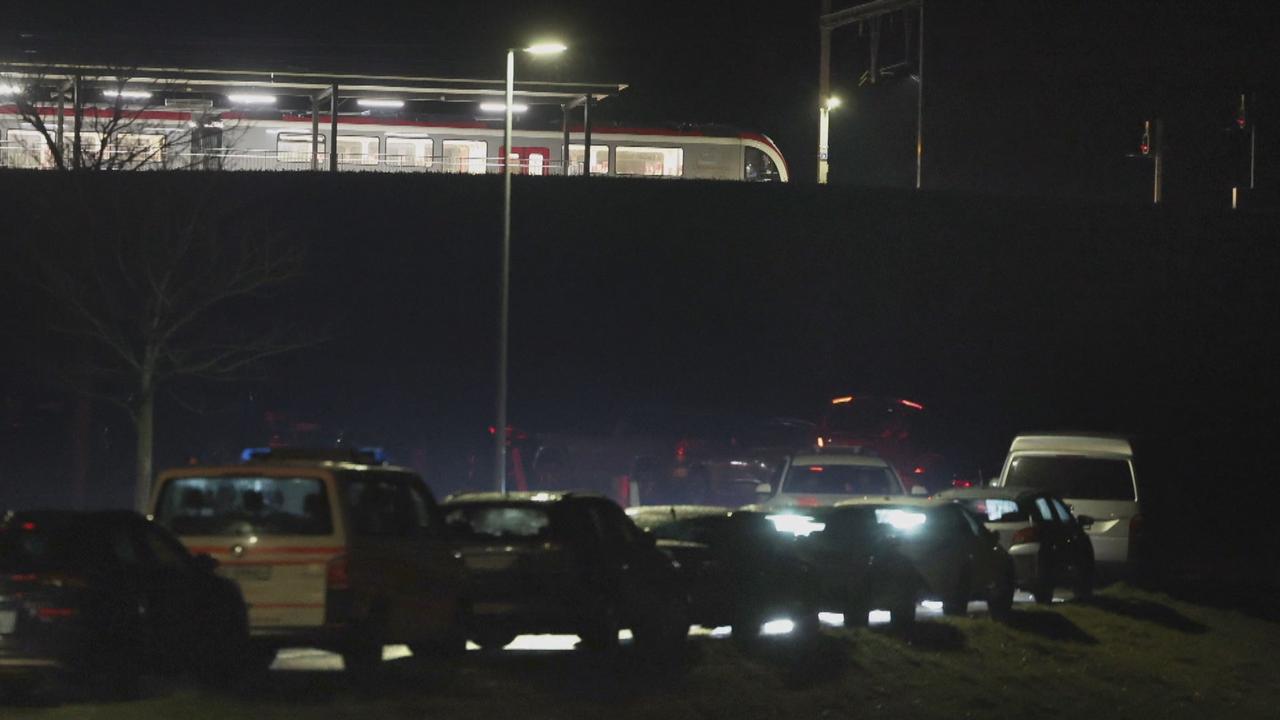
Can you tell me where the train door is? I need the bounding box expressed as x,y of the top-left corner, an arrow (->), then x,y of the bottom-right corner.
500,146 -> 551,176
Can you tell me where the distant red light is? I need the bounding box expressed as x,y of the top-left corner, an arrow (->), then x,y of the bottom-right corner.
807,466 -> 825,472
1140,143 -> 1150,155
913,466 -> 925,475
20,522 -> 37,531
35,607 -> 77,620
899,399 -> 924,410
952,479 -> 974,489
488,426 -> 496,435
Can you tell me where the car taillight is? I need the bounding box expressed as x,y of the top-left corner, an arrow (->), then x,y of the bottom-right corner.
1011,526 -> 1039,545
326,554 -> 350,590
35,606 -> 78,621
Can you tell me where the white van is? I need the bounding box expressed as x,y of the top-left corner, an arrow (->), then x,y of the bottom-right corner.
993,434 -> 1141,576
150,449 -> 466,673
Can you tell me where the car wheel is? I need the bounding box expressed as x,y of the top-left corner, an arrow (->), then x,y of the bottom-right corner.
942,572 -> 971,617
579,606 -> 621,653
469,631 -> 517,651
988,567 -> 1015,621
889,588 -> 917,633
842,597 -> 871,629
1072,563 -> 1095,601
633,600 -> 689,658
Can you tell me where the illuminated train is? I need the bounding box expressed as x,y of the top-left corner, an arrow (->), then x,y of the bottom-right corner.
0,106 -> 790,181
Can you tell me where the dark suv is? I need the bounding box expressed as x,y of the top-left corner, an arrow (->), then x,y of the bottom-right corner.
442,492 -> 689,654
0,510 -> 247,694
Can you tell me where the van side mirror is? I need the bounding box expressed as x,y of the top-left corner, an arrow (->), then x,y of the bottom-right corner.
755,482 -> 773,497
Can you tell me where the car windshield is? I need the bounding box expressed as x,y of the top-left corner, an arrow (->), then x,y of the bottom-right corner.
153,476 -> 333,537
444,505 -> 553,542
783,464 -> 899,495
1005,456 -> 1135,501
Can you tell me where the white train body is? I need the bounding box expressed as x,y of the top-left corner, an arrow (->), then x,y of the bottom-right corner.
0,107 -> 789,181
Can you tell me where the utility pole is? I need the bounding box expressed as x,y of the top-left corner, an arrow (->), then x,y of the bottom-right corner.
1152,118 -> 1164,205
818,0 -> 832,184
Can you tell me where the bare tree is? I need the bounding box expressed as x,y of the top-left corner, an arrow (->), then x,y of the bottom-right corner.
3,70 -> 226,171
18,176 -> 312,510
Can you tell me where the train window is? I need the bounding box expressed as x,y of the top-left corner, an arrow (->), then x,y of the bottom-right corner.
615,146 -> 683,177
4,129 -> 53,168
277,132 -> 325,163
386,136 -> 433,168
528,153 -> 544,175
568,144 -> 609,175
116,133 -> 166,164
443,139 -> 488,174
744,146 -> 780,181
337,135 -> 379,165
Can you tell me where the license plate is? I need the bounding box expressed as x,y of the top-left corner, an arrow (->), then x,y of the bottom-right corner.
466,554 -> 517,572
0,610 -> 16,634
226,565 -> 274,582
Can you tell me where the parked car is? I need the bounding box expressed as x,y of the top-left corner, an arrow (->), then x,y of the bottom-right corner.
753,448 -> 922,511
0,510 -> 247,694
627,505 -> 820,642
835,498 -> 1015,618
789,505 -> 922,631
442,492 -> 689,655
150,447 -> 466,674
992,433 -> 1141,578
936,487 -> 1096,602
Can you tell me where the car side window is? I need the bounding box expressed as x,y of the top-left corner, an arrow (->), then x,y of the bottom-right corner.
585,503 -> 634,554
138,523 -> 192,570
957,507 -> 984,536
1034,497 -> 1055,522
102,524 -> 143,568
1050,498 -> 1073,523
405,481 -> 438,533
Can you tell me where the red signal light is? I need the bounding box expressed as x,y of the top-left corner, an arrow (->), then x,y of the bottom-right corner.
899,399 -> 924,410
913,466 -> 925,475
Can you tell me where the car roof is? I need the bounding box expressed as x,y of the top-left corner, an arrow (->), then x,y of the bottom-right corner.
788,453 -> 890,468
1009,433 -> 1133,457
833,496 -> 937,509
626,505 -> 733,520
442,491 -> 610,505
935,487 -> 1045,501
160,462 -> 419,478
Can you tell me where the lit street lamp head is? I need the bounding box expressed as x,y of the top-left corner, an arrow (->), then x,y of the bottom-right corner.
825,96 -> 842,110
524,42 -> 568,56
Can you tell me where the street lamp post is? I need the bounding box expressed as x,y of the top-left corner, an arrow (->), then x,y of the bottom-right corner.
818,96 -> 841,184
495,41 -> 566,494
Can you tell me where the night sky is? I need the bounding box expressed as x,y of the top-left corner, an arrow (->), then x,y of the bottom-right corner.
6,1 -> 1279,203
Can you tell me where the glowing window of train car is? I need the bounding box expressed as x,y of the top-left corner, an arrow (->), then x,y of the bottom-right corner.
338,135 -> 379,165
277,132 -> 325,163
528,153 -> 544,175
568,144 -> 609,175
64,131 -> 103,163
116,133 -> 166,164
443,139 -> 488,174
385,136 -> 433,168
615,146 -> 683,177
744,146 -> 780,182
4,129 -> 53,168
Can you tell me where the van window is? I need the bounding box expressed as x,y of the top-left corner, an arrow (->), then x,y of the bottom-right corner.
1005,456 -> 1135,501
154,476 -> 333,536
344,476 -> 418,537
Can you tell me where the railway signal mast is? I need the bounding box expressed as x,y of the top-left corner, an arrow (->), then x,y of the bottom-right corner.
817,0 -> 924,187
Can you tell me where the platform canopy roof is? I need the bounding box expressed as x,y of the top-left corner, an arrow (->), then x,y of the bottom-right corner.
0,60 -> 627,109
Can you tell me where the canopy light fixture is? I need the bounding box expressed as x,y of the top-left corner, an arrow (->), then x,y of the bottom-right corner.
227,93 -> 276,105
105,89 -> 152,100
357,99 -> 404,109
480,102 -> 528,113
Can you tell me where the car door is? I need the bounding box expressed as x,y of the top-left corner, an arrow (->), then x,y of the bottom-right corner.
127,518 -> 211,669
955,506 -> 1005,593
